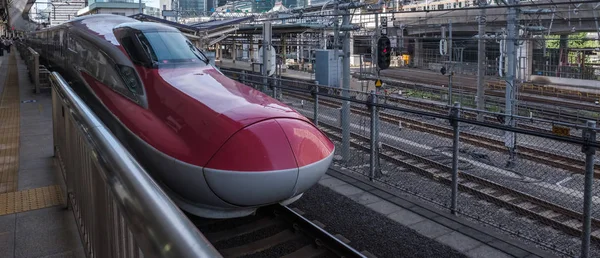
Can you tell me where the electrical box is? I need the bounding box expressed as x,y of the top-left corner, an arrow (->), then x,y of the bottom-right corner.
315,49 -> 342,88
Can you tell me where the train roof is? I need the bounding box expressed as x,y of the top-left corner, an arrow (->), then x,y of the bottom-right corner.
114,22 -> 181,33
28,14 -> 181,46
29,14 -> 140,34
70,14 -> 139,24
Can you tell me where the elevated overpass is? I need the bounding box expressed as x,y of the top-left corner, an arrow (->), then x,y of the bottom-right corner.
391,2 -> 600,36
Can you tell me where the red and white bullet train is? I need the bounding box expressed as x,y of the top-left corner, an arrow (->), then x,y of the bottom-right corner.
26,14 -> 335,218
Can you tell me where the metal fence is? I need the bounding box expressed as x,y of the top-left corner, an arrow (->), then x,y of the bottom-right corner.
50,72 -> 223,258
221,68 -> 600,258
15,42 -> 51,94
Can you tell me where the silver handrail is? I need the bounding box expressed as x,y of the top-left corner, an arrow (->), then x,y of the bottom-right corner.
27,47 -> 40,94
50,72 -> 223,258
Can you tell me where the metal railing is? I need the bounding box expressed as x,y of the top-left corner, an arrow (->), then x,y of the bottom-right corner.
15,42 -> 50,94
221,68 -> 600,258
50,72 -> 223,258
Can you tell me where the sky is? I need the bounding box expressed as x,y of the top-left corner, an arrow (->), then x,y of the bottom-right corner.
145,0 -> 161,9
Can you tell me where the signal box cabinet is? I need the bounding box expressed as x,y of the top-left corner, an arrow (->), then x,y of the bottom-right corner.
315,49 -> 342,88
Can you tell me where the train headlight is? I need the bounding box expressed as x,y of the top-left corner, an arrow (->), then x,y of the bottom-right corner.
117,65 -> 141,94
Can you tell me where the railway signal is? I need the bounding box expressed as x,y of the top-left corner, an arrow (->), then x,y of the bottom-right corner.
377,36 -> 391,70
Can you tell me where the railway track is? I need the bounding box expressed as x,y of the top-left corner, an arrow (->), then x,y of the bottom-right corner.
189,204 -> 369,258
282,92 -> 600,178
319,122 -> 600,244
379,68 -> 600,105
367,92 -> 548,133
218,67 -> 592,130
371,72 -> 600,122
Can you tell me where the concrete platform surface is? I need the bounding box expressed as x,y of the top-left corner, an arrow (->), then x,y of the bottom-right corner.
0,50 -> 84,258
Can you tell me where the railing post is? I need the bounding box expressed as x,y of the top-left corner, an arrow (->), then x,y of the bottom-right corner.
33,51 -> 40,94
241,70 -> 246,85
369,90 -> 380,181
450,102 -> 461,214
581,120 -> 596,258
313,82 -> 319,126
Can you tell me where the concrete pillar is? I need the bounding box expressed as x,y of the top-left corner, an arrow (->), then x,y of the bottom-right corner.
232,43 -> 237,63
349,34 -> 355,67
322,29 -> 327,49
297,33 -> 300,64
413,38 -> 423,67
282,34 -> 286,62
300,33 -> 304,70
308,33 -> 312,72
517,38 -> 533,81
250,35 -> 256,62
242,43 -> 248,60
218,44 -> 222,61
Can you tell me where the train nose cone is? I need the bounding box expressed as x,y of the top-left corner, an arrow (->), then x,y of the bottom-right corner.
203,118 -> 334,207
274,118 -> 335,196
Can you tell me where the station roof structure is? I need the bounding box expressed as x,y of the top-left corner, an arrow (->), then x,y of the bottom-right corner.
236,23 -> 328,34
189,16 -> 254,30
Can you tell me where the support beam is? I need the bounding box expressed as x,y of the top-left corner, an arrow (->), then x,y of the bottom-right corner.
476,0 -> 486,121
504,0 -> 518,167
262,22 -> 272,93
341,7 -> 351,163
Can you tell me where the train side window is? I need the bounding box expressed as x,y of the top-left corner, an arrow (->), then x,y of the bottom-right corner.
68,36 -> 75,51
134,33 -> 158,62
117,31 -> 154,68
121,35 -> 144,64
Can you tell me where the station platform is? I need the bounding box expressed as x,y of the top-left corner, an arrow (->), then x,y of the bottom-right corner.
0,50 -> 84,257
380,66 -> 600,95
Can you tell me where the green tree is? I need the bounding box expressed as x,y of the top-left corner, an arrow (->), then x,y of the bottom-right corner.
546,33 -> 600,49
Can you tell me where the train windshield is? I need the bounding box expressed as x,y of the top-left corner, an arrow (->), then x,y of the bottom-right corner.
137,31 -> 209,65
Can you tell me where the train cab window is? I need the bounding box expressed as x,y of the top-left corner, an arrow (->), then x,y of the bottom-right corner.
136,31 -> 209,66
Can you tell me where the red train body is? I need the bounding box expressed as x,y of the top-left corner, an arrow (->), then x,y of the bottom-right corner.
26,14 -> 334,218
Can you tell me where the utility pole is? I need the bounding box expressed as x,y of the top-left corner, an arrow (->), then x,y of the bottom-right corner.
334,1 -> 340,50
374,12 -> 379,75
476,0 -> 486,121
139,0 -> 143,14
505,0 -> 518,167
341,2 -> 351,163
447,19 -> 453,105
262,22 -> 272,93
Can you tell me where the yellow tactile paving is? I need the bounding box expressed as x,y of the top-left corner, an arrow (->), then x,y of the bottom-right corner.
0,51 -> 20,194
0,185 -> 64,215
